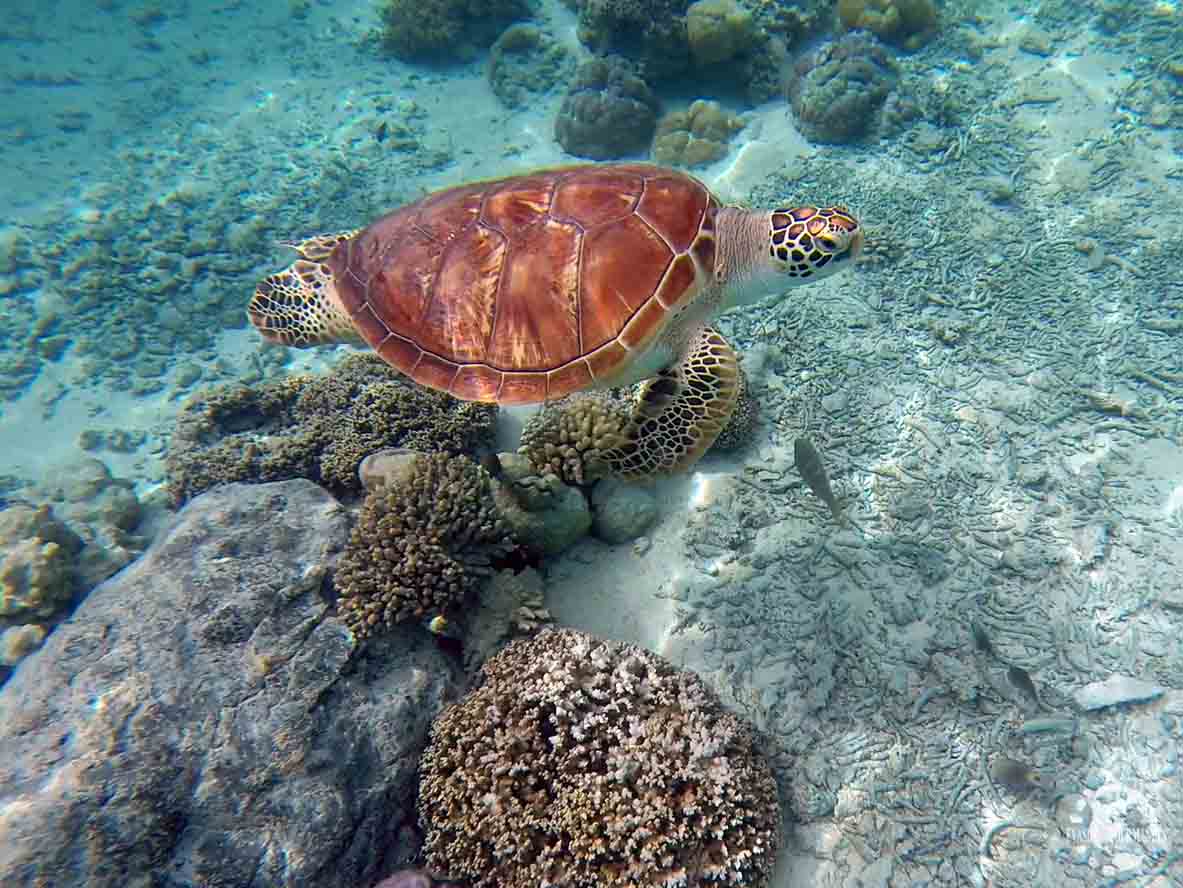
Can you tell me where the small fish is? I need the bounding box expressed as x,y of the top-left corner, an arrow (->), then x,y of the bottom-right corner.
376,121 -> 388,143
1007,664 -> 1042,708
794,437 -> 844,524
971,620 -> 995,657
989,755 -> 1051,793
426,614 -> 451,636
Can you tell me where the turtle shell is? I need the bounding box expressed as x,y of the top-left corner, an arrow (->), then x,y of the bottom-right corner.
327,163 -> 720,405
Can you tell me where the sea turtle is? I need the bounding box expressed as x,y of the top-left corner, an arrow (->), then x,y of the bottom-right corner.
248,163 -> 862,479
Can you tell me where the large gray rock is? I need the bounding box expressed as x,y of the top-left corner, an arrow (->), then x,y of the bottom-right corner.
0,480 -> 456,888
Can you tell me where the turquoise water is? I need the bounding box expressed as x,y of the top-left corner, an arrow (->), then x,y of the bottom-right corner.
1,0 -> 1181,886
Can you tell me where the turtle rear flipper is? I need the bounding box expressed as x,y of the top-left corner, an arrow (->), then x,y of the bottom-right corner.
248,233 -> 361,348
605,326 -> 740,480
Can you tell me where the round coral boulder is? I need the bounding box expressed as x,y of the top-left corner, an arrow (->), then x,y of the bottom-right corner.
554,58 -> 660,159
418,627 -> 782,888
788,32 -> 898,144
686,0 -> 756,65
488,24 -> 575,108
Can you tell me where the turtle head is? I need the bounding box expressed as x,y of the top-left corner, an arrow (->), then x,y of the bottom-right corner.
766,205 -> 862,284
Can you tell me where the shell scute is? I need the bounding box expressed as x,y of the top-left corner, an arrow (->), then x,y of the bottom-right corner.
551,167 -> 643,227
480,177 -> 555,233
636,173 -> 712,254
581,212 -> 672,316
655,253 -> 699,311
426,224 -> 505,362
487,217 -> 582,371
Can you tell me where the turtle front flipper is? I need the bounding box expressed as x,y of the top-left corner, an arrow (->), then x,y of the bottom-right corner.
605,326 -> 741,480
248,231 -> 362,348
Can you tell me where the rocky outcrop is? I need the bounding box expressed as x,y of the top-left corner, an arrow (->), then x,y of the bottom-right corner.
0,480 -> 456,888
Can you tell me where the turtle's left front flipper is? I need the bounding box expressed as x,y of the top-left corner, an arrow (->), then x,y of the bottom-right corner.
605,326 -> 740,480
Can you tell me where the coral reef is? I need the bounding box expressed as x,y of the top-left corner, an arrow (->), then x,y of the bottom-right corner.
0,503 -> 82,620
418,627 -> 781,888
788,32 -> 898,143
590,479 -> 658,543
555,58 -> 661,159
334,452 -> 512,640
462,566 -> 551,671
0,623 -> 46,667
487,24 -> 575,108
26,456 -> 147,589
0,479 -> 456,888
836,0 -> 937,49
166,353 -> 496,505
576,0 -> 692,81
378,0 -> 533,61
489,452 -> 593,555
651,100 -> 744,167
518,392 -> 629,485
685,0 -> 757,65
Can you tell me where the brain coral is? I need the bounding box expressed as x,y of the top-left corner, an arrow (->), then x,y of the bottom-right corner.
836,0 -> 937,49
165,353 -> 496,505
488,24 -> 575,108
418,627 -> 781,888
555,57 -> 661,160
788,32 -> 898,144
334,452 -> 511,639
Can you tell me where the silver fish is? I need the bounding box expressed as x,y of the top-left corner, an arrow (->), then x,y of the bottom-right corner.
794,437 -> 844,524
1008,664 -> 1043,709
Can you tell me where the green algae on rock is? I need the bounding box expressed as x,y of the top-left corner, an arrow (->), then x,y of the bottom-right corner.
165,353 -> 496,506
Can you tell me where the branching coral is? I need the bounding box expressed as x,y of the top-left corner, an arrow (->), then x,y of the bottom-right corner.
166,353 -> 496,505
520,379 -> 758,483
518,392 -> 630,485
334,452 -> 512,639
418,627 -> 781,888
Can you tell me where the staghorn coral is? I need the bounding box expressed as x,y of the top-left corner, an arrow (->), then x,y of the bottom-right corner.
419,627 -> 781,888
334,452 -> 512,640
165,353 -> 496,505
519,392 -> 630,485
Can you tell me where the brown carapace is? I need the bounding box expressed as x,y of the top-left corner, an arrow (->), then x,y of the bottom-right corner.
249,163 -> 862,479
